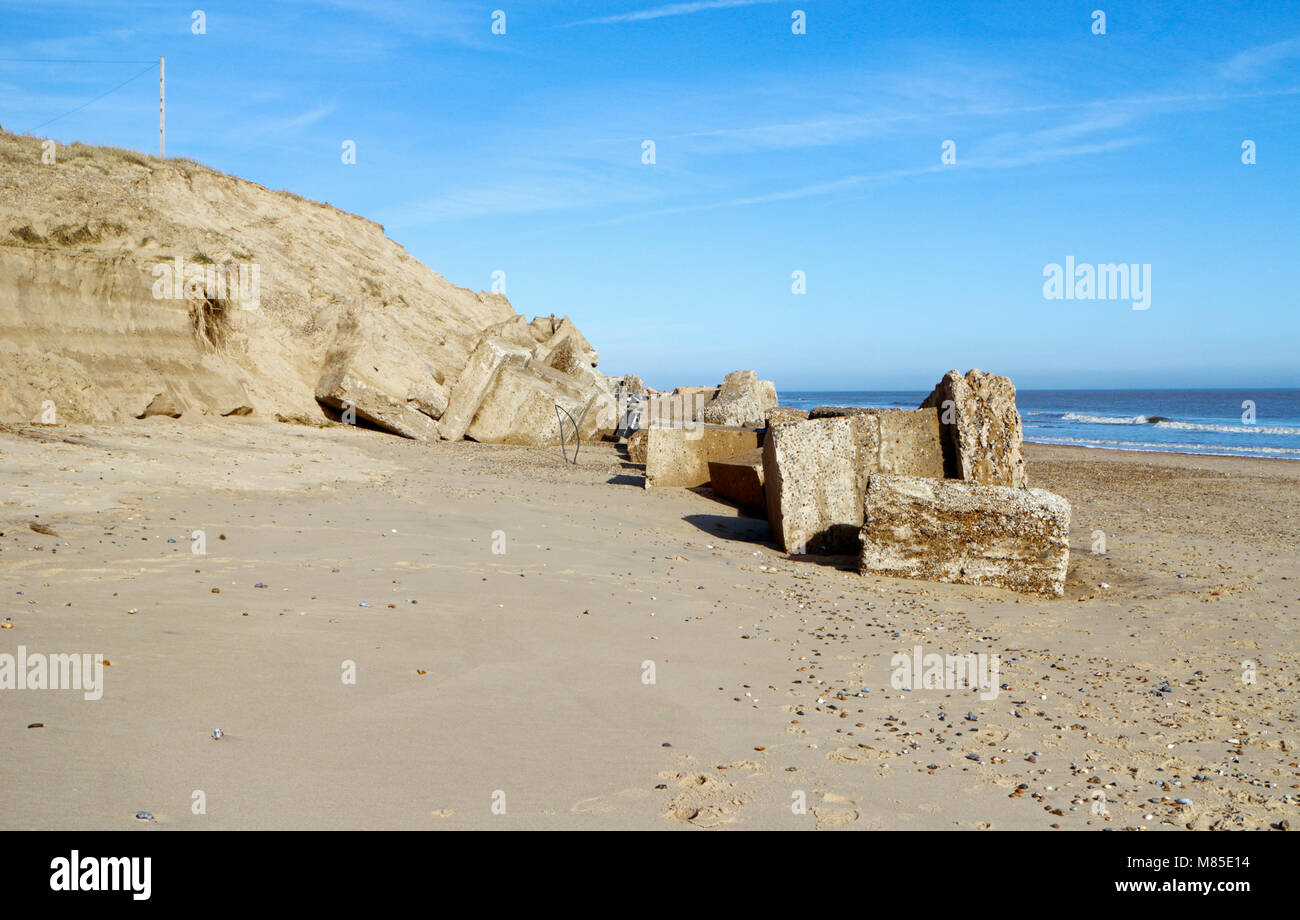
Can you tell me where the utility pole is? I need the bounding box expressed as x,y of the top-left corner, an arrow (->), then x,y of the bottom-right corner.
159,56 -> 165,157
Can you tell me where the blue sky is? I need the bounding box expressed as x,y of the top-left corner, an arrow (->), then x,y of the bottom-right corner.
2,0 -> 1297,390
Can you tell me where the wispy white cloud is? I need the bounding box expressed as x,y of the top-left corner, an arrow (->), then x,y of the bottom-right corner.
666,109 -> 928,153
967,137 -> 1144,169
280,104 -> 336,130
665,82 -> 1300,158
385,164 -> 660,223
596,130 -> 1148,225
964,108 -> 1138,164
596,167 -> 942,224
568,0 -> 779,28
262,0 -> 501,50
1218,35 -> 1300,81
384,40 -> 1299,228
0,21 -> 145,64
228,103 -> 337,144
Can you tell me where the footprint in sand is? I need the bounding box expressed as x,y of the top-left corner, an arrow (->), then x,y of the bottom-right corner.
812,792 -> 860,829
570,796 -> 617,815
659,769 -> 750,829
826,745 -> 895,764
668,801 -> 741,829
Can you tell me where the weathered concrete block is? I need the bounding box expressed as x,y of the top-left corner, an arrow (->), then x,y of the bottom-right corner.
809,405 -> 874,418
439,337 -> 532,441
528,314 -> 556,343
707,448 -> 765,511
920,369 -> 1027,488
627,428 -> 648,464
874,408 -> 944,477
465,364 -> 604,447
473,315 -> 539,351
673,385 -> 719,400
717,369 -> 759,400
536,334 -> 609,399
407,378 -> 449,420
647,391 -> 710,427
708,369 -> 778,419
804,407 -> 942,476
314,329 -> 444,440
702,394 -> 763,426
859,475 -> 1070,597
645,426 -> 762,488
316,367 -> 440,441
763,415 -> 879,554
765,406 -> 809,426
532,316 -> 599,368
616,373 -> 645,395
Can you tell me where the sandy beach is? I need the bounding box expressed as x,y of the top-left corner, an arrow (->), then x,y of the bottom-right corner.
2,418 -> 1295,831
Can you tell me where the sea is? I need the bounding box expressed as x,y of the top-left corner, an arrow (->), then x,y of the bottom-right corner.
781,389 -> 1300,461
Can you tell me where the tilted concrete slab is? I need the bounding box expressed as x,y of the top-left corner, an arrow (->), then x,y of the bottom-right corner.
439,337 -> 532,441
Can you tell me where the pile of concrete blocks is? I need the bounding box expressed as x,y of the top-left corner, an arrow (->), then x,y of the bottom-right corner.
433,315 -> 616,446
627,369 -> 811,504
314,309 -> 613,447
627,365 -> 1063,596
636,370 -> 781,431
763,407 -> 944,553
755,369 -> 1069,595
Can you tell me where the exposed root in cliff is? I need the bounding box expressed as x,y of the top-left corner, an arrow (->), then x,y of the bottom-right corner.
189,294 -> 230,352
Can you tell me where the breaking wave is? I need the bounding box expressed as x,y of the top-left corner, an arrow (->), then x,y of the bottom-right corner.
1026,436 -> 1300,459
1061,413 -> 1152,424
1152,420 -> 1300,436
1057,412 -> 1300,436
